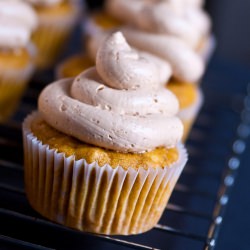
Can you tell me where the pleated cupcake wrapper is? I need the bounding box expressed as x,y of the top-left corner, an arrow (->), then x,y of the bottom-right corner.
0,43 -> 36,121
32,1 -> 82,69
178,88 -> 204,141
23,112 -> 188,235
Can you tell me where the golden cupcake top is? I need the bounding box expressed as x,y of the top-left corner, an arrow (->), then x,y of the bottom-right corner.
30,115 -> 179,169
39,32 -> 183,153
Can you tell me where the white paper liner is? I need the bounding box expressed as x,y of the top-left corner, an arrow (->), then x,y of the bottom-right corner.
23,111 -> 188,235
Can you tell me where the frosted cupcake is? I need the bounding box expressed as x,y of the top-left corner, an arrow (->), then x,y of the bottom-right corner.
25,0 -> 83,69
23,32 -> 187,235
0,0 -> 37,122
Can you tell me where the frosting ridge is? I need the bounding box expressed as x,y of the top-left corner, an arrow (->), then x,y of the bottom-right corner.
121,27 -> 205,83
25,0 -> 62,7
87,0 -> 209,82
106,0 -> 210,48
96,32 -> 172,90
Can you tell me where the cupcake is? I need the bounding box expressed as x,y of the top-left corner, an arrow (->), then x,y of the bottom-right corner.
25,0 -> 83,69
23,32 -> 187,235
0,0 -> 37,122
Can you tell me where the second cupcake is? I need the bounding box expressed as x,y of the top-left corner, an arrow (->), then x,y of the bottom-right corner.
25,0 -> 83,69
0,0 -> 37,122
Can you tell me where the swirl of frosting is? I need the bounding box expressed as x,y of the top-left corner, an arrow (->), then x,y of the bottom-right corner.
87,31 -> 172,85
121,27 -> 204,83
95,32 -> 172,90
87,29 -> 204,83
89,0 -> 208,82
39,32 -> 183,153
150,0 -> 204,8
106,0 -> 210,48
105,0 -> 145,25
0,0 -> 38,48
25,0 -> 62,7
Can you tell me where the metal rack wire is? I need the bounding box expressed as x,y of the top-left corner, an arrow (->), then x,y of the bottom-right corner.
0,59 -> 250,250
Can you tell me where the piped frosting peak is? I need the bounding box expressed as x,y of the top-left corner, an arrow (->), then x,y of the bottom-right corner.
39,32 -> 183,153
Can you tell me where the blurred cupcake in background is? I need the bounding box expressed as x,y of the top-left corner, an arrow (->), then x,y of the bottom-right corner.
25,0 -> 83,70
56,0 -> 211,77
86,0 -> 213,63
0,0 -> 37,122
58,0 -> 212,77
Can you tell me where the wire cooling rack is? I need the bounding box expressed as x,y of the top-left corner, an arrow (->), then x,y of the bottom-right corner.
0,57 -> 250,250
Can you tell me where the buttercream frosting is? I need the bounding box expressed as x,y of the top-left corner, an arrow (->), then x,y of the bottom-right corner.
149,0 -> 204,8
25,0 -> 62,7
87,0 -> 209,82
121,27 -> 205,83
0,0 -> 37,48
105,0 -> 210,48
39,32 -> 183,153
87,29 -> 204,83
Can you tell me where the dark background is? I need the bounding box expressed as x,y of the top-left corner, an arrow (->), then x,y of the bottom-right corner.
205,1 -> 250,249
206,0 -> 250,67
85,0 -> 250,249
